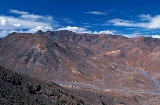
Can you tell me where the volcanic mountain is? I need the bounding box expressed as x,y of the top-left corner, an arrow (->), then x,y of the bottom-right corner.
0,30 -> 160,104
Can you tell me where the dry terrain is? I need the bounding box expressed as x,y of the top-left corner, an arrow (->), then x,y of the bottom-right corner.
0,30 -> 160,104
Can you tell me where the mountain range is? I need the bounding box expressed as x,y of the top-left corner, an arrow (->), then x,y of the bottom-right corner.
0,30 -> 160,105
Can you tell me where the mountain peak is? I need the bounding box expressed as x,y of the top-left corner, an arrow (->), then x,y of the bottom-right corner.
36,30 -> 44,35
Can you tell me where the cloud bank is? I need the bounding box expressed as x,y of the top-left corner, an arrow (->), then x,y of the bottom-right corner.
58,26 -> 115,35
0,9 -> 58,37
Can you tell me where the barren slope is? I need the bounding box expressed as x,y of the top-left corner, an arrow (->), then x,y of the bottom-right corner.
0,31 -> 160,105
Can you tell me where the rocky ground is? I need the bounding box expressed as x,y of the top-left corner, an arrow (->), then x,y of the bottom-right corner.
0,66 -> 90,105
1,66 -> 160,105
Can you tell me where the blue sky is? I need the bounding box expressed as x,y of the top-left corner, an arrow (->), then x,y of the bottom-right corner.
0,0 -> 160,38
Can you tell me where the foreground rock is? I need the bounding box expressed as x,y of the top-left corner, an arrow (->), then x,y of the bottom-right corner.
0,66 -> 89,105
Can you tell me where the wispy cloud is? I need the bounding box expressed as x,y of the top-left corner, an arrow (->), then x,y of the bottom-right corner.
9,9 -> 50,20
108,14 -> 160,29
9,9 -> 28,15
85,11 -> 106,15
62,18 -> 74,24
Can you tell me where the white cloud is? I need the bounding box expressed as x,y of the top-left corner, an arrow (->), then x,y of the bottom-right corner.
109,14 -> 160,29
152,35 -> 160,39
10,9 -> 28,15
0,15 -> 53,30
13,23 -> 21,27
1,26 -> 53,36
108,18 -> 148,28
120,33 -> 160,39
109,19 -> 136,27
58,26 -> 115,35
58,26 -> 91,33
148,15 -> 160,28
138,14 -> 152,21
122,33 -> 145,38
10,9 -> 43,20
21,15 -> 43,20
93,30 -> 115,34
85,11 -> 106,15
0,9 -> 59,37
27,26 -> 53,33
0,17 -> 6,25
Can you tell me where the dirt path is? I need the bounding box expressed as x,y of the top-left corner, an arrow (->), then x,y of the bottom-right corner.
55,81 -> 160,95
